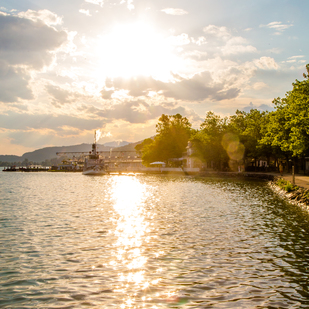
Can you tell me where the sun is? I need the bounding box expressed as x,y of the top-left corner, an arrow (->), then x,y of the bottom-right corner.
95,22 -> 179,81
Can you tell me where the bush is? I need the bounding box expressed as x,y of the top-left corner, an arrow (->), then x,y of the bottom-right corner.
276,178 -> 299,192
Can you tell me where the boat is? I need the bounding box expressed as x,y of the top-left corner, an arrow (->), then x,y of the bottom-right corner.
82,131 -> 108,176
3,166 -> 17,172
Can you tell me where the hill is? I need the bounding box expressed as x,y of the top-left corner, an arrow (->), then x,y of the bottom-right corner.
0,155 -> 22,163
0,140 -> 143,163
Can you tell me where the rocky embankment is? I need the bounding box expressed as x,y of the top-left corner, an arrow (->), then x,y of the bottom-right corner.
270,177 -> 309,212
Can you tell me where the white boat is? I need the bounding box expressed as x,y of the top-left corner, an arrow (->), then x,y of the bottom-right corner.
82,132 -> 108,176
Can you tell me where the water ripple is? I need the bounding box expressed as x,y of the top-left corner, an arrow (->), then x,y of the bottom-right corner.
1,174 -> 309,308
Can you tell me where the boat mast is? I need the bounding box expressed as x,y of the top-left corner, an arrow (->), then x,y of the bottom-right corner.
92,130 -> 97,156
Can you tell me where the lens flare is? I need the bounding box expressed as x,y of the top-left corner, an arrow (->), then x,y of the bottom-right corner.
222,133 -> 245,171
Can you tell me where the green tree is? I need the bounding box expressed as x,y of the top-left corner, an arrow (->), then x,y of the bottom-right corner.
191,111 -> 229,169
229,109 -> 270,166
138,114 -> 193,165
263,64 -> 309,158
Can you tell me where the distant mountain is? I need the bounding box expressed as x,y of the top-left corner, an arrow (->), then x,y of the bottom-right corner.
0,155 -> 22,163
0,140 -> 143,163
103,141 -> 129,147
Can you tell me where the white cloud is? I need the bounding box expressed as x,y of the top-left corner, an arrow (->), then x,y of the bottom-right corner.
183,50 -> 208,60
222,37 -> 257,55
192,36 -> 207,46
242,102 -> 272,113
288,55 -> 304,59
101,72 -> 241,102
18,9 -> 63,26
120,0 -> 134,10
169,33 -> 191,46
203,25 -> 230,40
79,9 -> 91,16
260,21 -> 293,34
253,57 -> 279,70
162,8 -> 188,15
85,0 -> 104,6
268,48 -> 282,54
252,82 -> 267,90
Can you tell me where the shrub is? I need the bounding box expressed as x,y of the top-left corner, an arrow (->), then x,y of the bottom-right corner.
276,178 -> 299,192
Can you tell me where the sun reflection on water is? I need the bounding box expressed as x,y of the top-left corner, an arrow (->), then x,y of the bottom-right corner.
109,175 -> 159,307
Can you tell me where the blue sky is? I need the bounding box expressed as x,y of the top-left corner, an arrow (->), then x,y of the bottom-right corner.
0,0 -> 308,155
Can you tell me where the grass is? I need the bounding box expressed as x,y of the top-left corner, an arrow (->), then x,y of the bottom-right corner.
276,178 -> 299,192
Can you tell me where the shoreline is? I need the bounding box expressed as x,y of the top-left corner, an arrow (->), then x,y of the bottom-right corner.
3,166 -> 309,210
268,180 -> 309,212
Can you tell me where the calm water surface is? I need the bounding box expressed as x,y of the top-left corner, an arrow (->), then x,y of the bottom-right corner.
1,172 -> 309,308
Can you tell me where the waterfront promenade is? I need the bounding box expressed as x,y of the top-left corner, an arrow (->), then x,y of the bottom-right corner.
280,173 -> 309,189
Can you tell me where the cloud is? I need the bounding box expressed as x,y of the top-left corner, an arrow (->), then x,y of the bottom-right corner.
161,8 -> 188,15
192,36 -> 207,46
252,82 -> 267,90
0,111 -> 103,131
0,60 -> 33,103
79,9 -> 91,16
85,0 -> 104,6
286,55 -> 306,64
288,55 -> 304,59
81,100 -> 196,124
168,33 -> 191,46
0,14 -> 67,69
0,12 -> 67,104
101,89 -> 114,99
203,25 -> 230,39
17,9 -> 63,26
102,72 -> 240,102
183,50 -> 208,60
222,37 -> 257,55
202,25 -> 256,56
46,85 -> 73,105
122,0 -> 134,10
253,57 -> 279,70
260,21 -> 293,35
242,102 -> 273,113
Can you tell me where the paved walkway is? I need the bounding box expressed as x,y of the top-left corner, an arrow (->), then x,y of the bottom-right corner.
278,173 -> 309,189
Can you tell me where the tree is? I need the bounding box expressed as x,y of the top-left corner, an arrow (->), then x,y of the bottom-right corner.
263,64 -> 309,158
138,114 -> 193,165
191,111 -> 229,169
229,109 -> 269,165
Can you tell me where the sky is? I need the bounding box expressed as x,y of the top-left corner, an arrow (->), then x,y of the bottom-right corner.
0,0 -> 308,155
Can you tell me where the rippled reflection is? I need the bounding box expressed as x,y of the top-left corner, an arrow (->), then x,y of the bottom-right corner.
109,176 -> 156,307
2,173 -> 309,308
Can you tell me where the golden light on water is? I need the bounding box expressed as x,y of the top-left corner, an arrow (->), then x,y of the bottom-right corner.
109,175 -> 156,306
106,175 -> 182,307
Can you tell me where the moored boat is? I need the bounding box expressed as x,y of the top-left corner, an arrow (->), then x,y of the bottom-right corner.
3,166 -> 17,172
82,131 -> 107,176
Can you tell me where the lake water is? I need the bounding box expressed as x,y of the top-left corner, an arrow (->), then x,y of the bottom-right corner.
1,171 -> 309,308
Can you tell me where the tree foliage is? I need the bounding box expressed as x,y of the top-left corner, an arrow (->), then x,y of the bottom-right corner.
262,64 -> 309,157
136,114 -> 193,165
136,64 -> 309,171
191,112 -> 228,168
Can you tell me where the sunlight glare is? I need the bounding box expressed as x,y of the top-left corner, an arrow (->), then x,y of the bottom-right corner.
108,176 -> 164,307
96,22 -> 178,80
